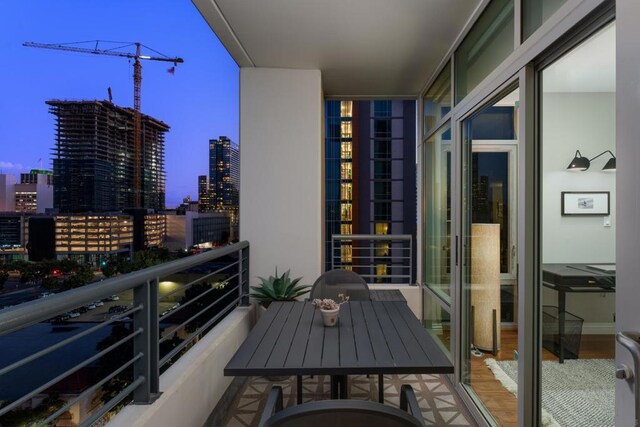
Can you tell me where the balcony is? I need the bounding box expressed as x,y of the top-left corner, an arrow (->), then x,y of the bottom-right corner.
0,241 -> 470,427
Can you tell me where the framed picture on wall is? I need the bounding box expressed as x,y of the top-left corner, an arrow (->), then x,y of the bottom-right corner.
561,191 -> 610,216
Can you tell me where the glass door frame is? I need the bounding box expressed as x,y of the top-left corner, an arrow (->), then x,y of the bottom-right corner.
451,76 -> 526,426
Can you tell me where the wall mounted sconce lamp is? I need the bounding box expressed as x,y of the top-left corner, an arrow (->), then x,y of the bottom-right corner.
566,150 -> 616,172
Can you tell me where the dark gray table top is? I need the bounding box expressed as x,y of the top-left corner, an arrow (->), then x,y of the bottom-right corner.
225,301 -> 453,376
370,289 -> 407,302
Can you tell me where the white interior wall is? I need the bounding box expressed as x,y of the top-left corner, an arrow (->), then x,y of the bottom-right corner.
240,67 -> 323,286
542,91 -> 616,328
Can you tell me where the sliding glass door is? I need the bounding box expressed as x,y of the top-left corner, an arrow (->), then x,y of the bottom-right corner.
459,87 -> 520,427
537,21 -> 616,427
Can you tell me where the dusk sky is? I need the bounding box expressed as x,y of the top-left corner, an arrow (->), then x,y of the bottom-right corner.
0,1 -> 239,208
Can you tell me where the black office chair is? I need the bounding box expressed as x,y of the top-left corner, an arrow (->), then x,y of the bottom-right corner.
309,269 -> 370,301
259,385 -> 425,427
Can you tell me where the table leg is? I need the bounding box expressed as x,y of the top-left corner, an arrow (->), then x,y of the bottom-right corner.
296,375 -> 303,404
378,374 -> 384,403
330,375 -> 339,399
339,375 -> 348,399
558,290 -> 566,364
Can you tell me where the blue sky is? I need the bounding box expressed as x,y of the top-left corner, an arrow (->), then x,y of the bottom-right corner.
0,1 -> 239,208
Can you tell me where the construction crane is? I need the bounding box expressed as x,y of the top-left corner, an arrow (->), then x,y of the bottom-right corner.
23,40 -> 184,208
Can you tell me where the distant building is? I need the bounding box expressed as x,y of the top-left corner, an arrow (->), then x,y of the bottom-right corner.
0,213 -> 28,263
15,170 -> 54,214
0,170 -> 53,214
124,209 -> 167,252
197,175 -> 210,212
0,174 -> 17,212
47,100 -> 169,213
164,211 -> 230,252
209,136 -> 239,240
27,211 -> 166,264
324,100 -> 416,282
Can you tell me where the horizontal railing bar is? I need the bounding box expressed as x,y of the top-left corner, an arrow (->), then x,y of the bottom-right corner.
357,274 -> 411,279
159,285 -> 239,344
0,241 -> 249,336
159,299 -> 238,367
0,305 -> 141,378
158,273 -> 238,322
158,260 -> 239,301
38,352 -> 143,427
0,327 -> 142,417
80,376 -> 145,427
332,234 -> 412,240
341,256 -> 412,260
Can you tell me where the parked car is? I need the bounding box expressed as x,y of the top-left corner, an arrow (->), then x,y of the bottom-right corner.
94,300 -> 104,307
77,306 -> 88,314
67,311 -> 80,318
85,303 -> 97,310
107,295 -> 120,301
39,292 -> 55,298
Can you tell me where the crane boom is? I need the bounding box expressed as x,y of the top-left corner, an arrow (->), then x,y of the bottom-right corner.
24,40 -> 183,209
23,41 -> 184,64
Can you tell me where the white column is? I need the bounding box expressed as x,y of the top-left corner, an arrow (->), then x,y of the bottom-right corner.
240,67 -> 323,286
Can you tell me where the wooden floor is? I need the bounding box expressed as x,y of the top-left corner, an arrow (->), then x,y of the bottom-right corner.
468,329 -> 615,426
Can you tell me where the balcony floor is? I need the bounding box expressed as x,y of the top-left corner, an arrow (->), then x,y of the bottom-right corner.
222,374 -> 474,426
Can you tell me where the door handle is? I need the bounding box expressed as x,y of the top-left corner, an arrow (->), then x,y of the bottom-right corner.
617,331 -> 640,426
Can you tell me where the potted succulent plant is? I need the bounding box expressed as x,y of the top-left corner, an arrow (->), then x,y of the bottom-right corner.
250,268 -> 310,310
313,293 -> 349,327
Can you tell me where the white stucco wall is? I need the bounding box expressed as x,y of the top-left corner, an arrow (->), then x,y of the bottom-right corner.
239,67 -> 323,287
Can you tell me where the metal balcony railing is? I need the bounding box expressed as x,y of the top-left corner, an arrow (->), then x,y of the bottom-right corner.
331,234 -> 413,285
0,241 -> 249,426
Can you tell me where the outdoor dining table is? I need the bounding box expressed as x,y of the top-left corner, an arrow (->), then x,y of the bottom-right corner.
224,300 -> 453,404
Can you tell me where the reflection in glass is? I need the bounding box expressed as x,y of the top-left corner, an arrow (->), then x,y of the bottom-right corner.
423,123 -> 452,302
523,0 -> 568,40
455,0 -> 514,103
424,61 -> 451,134
423,287 -> 451,357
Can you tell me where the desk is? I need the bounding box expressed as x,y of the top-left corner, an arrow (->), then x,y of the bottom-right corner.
225,301 -> 452,403
542,264 -> 615,363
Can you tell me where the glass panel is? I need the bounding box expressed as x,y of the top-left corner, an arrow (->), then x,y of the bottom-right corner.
539,22 -> 615,427
423,287 -> 451,357
523,0 -> 568,40
455,0 -> 515,104
461,88 -> 519,426
423,61 -> 451,134
423,123 -> 452,302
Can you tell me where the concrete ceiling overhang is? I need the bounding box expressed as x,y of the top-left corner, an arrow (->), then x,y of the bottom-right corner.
192,0 -> 482,97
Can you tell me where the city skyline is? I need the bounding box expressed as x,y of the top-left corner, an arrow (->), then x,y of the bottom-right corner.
1,1 -> 239,208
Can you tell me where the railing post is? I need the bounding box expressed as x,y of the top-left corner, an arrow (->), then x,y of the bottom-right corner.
133,279 -> 160,404
239,245 -> 250,306
148,277 -> 160,396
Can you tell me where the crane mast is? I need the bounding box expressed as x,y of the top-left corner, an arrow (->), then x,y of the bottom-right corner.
23,40 -> 183,209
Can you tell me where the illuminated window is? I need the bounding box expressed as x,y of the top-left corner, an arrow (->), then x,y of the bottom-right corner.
341,142 -> 352,159
375,223 -> 389,235
340,101 -> 352,118
376,243 -> 390,257
340,162 -> 352,180
341,120 -> 352,138
340,183 -> 352,201
340,203 -> 352,221
376,264 -> 388,278
340,224 -> 352,234
341,244 -> 352,263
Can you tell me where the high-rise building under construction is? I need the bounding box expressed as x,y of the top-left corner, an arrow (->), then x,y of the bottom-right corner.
47,100 -> 169,213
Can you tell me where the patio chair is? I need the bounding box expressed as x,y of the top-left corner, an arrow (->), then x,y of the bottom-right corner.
259,385 -> 425,427
309,269 -> 370,301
